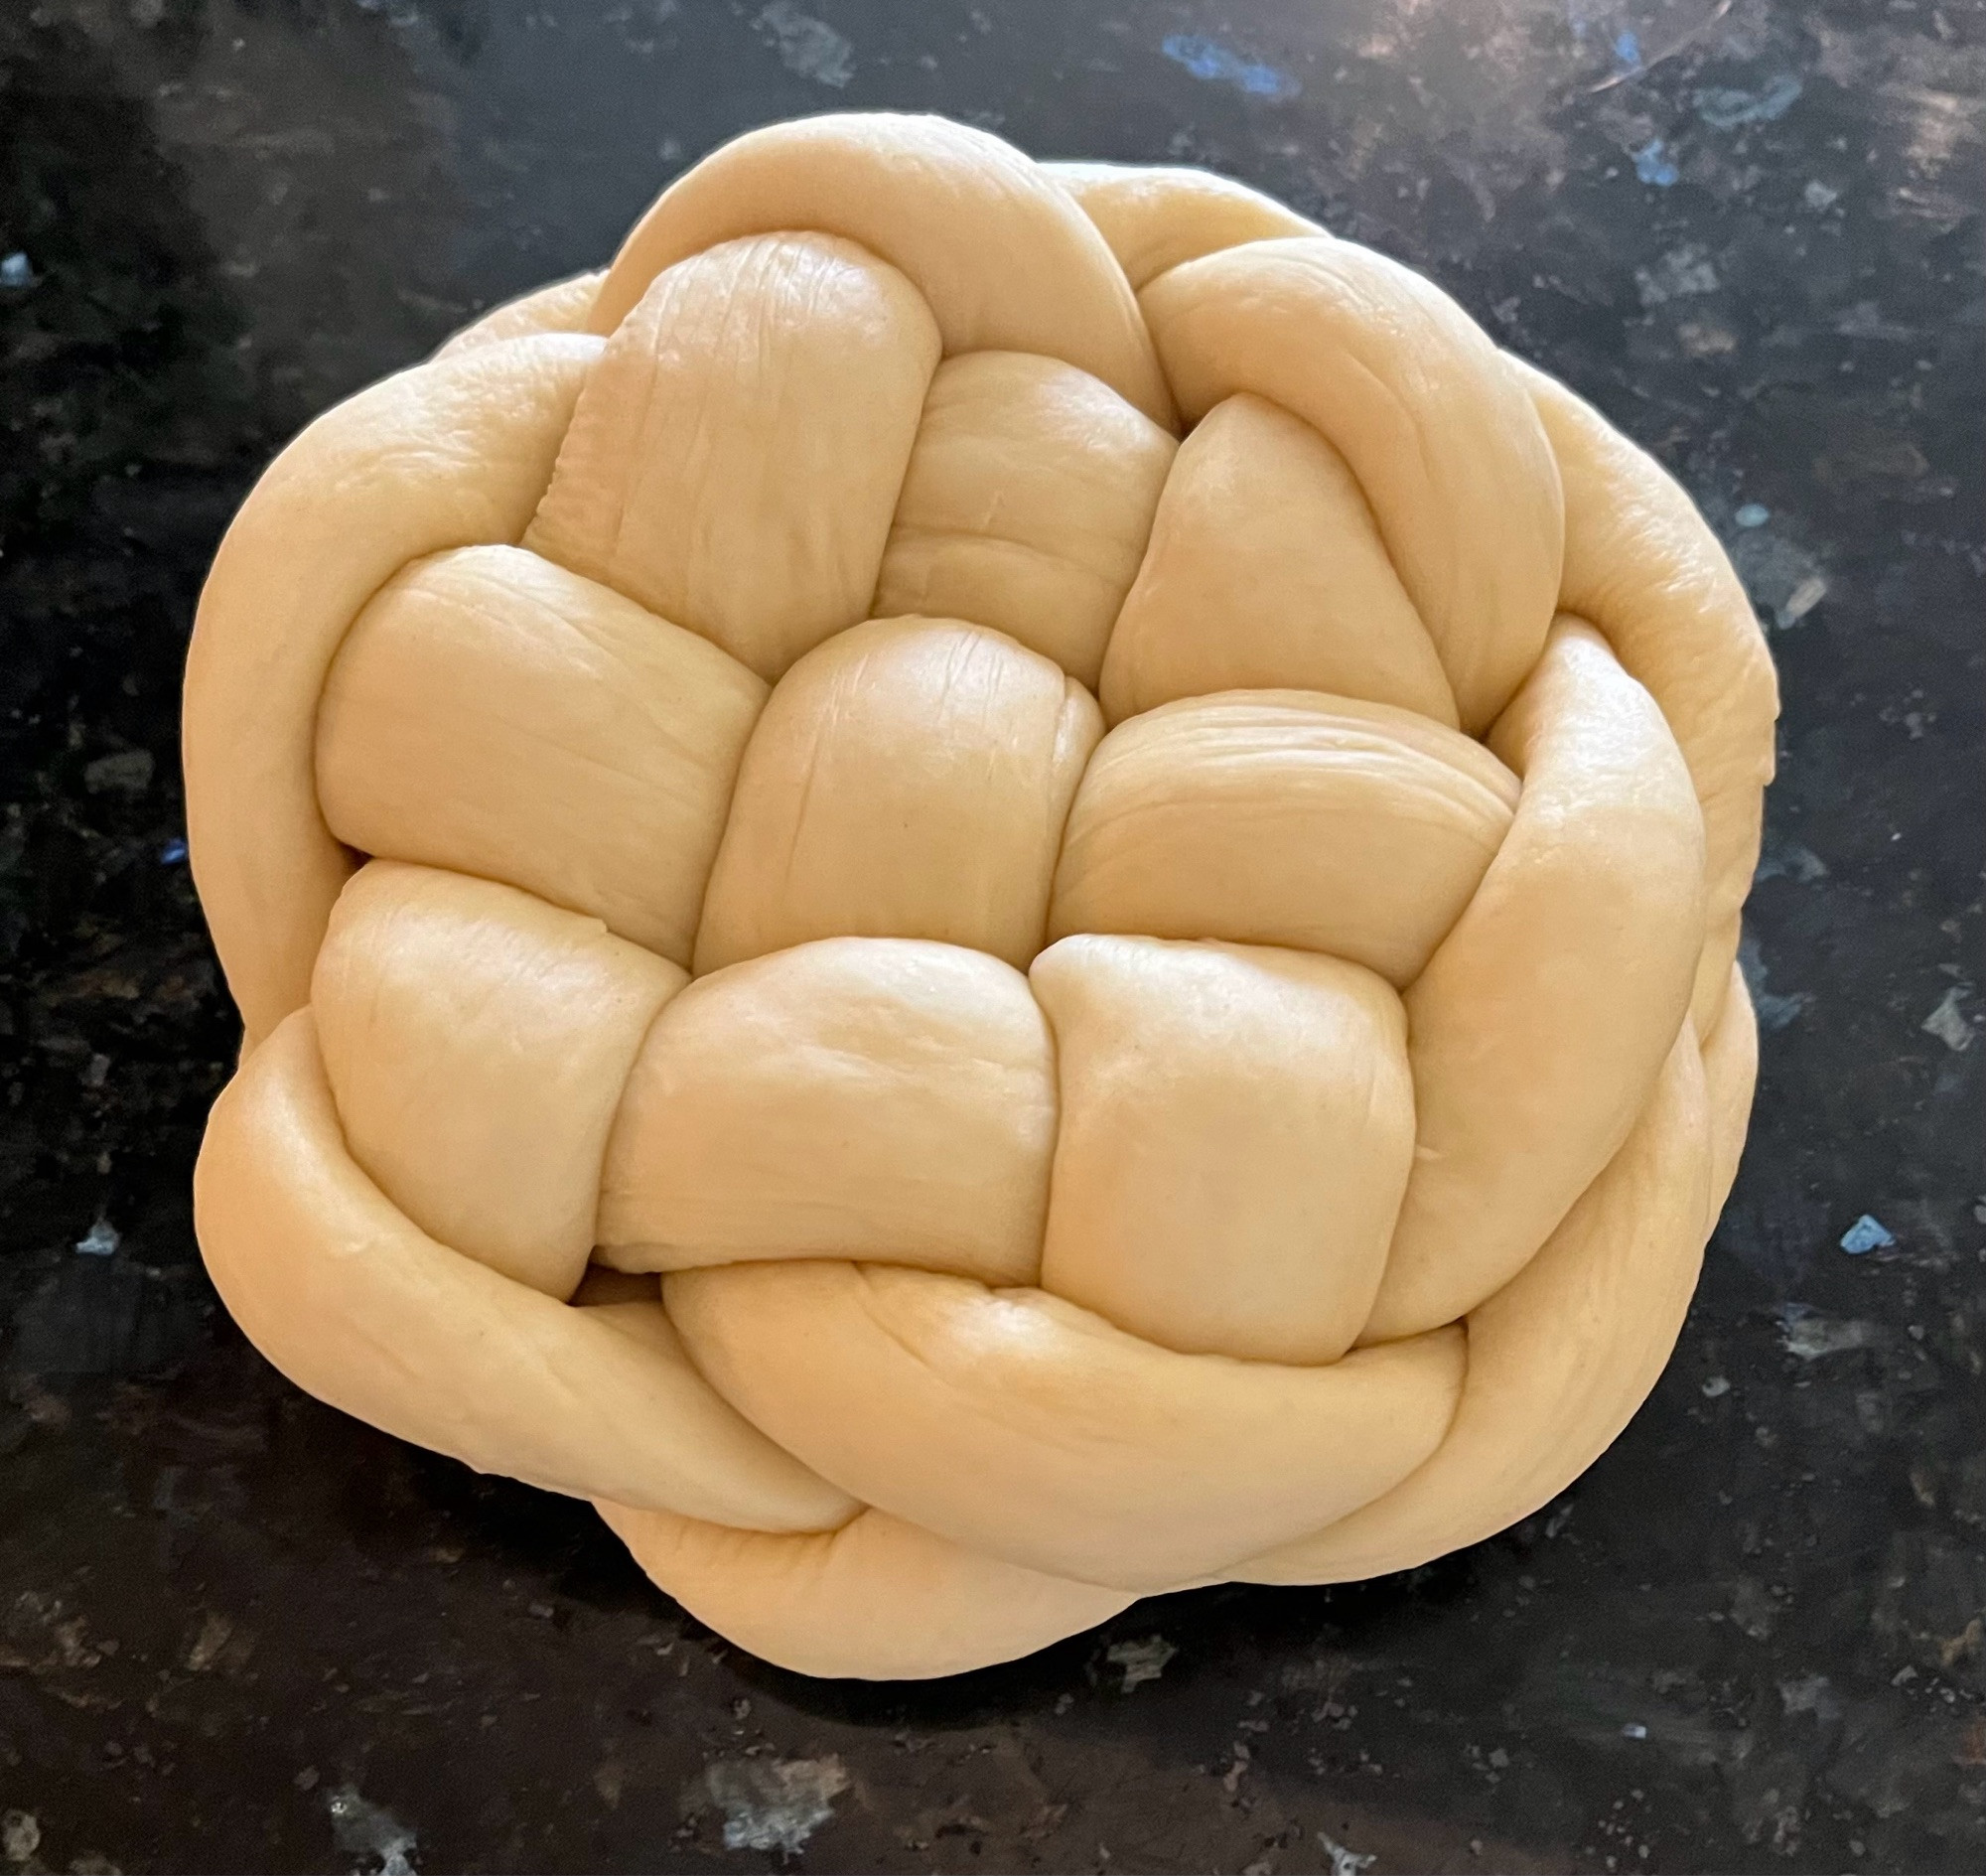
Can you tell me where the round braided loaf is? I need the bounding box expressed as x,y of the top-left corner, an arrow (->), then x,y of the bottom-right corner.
187,114 -> 1778,1679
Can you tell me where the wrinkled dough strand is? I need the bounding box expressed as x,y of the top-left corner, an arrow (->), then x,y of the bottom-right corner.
665,1259 -> 1466,1590
312,862 -> 683,1300
591,113 -> 1177,427
875,351 -> 1178,688
529,232 -> 940,683
1034,936 -> 1413,1366
1049,691 -> 1519,986
694,617 -> 1101,974
185,333 -> 598,1048
1516,359 -> 1779,1040
318,544 -> 767,970
433,270 -> 604,360
1361,621 -> 1706,1343
598,938 -> 1057,1287
1140,236 -> 1565,734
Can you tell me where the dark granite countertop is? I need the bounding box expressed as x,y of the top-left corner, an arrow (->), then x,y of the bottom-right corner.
1,2 -> 1980,1871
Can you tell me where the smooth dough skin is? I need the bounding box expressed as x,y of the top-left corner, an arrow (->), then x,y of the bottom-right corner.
184,111 -> 1779,1679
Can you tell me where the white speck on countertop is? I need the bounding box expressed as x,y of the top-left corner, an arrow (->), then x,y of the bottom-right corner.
327,1786 -> 417,1876
74,1218 -> 119,1257
1105,1634 -> 1177,1690
704,1756 -> 849,1853
754,4 -> 854,87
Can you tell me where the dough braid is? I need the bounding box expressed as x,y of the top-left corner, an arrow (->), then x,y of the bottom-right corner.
185,114 -> 1777,1679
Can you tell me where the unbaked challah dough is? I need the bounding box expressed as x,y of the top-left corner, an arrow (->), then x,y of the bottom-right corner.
185,112 -> 1778,1680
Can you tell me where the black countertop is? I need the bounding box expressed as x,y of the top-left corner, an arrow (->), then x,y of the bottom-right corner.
1,3 -> 1980,1871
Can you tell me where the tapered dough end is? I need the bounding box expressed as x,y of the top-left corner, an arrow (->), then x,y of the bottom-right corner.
1140,237 -> 1562,733
195,1011 -> 858,1534
598,1502 -> 1134,1680
433,272 -> 606,360
1098,393 -> 1460,729
1043,160 -> 1319,288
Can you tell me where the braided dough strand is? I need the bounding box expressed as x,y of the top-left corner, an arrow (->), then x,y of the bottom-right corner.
185,117 -> 1775,1679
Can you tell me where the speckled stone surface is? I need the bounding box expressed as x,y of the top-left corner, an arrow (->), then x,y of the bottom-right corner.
0,2 -> 1980,1871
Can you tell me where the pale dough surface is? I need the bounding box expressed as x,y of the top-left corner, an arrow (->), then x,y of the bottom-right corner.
185,112 -> 1778,1678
